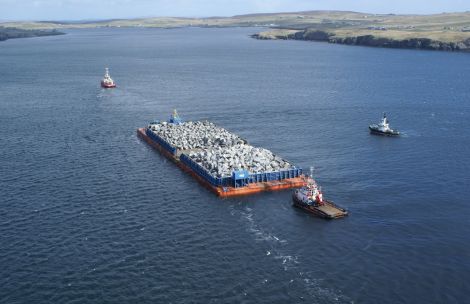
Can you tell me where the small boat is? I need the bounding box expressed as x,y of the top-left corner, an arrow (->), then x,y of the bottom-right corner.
101,68 -> 116,88
292,167 -> 348,219
369,113 -> 399,136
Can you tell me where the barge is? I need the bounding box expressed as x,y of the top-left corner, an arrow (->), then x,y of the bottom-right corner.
137,111 -> 305,197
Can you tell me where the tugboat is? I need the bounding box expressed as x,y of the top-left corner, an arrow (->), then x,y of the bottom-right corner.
101,68 -> 116,88
292,167 -> 348,219
369,113 -> 399,136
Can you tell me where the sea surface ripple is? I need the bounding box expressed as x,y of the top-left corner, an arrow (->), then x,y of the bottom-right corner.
0,27 -> 469,304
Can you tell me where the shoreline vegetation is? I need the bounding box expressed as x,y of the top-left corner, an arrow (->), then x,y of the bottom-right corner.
2,10 -> 470,51
251,28 -> 470,52
0,27 -> 64,42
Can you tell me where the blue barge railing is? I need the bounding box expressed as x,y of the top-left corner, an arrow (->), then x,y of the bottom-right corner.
146,127 -> 303,188
180,153 -> 302,188
146,128 -> 177,156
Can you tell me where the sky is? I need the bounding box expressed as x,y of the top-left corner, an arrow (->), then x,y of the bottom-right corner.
0,0 -> 469,21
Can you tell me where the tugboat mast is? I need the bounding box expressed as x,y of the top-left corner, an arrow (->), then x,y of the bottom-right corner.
382,112 -> 388,126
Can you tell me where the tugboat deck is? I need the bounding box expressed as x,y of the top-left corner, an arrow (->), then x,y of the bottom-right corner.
293,197 -> 348,219
316,201 -> 349,219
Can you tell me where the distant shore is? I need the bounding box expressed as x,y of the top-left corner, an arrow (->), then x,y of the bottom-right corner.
2,10 -> 470,52
0,27 -> 64,42
251,29 -> 470,52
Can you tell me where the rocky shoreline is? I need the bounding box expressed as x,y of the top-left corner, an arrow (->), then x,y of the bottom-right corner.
0,27 -> 64,42
252,29 -> 470,52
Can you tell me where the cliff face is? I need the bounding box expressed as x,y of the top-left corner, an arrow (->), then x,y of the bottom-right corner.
329,34 -> 470,51
253,29 -> 470,52
295,30 -> 331,42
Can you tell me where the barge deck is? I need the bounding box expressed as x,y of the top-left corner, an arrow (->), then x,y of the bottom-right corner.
137,127 -> 305,197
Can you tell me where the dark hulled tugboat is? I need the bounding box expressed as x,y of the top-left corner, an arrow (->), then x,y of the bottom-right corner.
101,68 -> 116,88
369,113 -> 399,136
292,167 -> 348,219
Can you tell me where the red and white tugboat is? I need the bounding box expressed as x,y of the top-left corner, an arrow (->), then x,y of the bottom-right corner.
101,68 -> 116,88
293,167 -> 348,219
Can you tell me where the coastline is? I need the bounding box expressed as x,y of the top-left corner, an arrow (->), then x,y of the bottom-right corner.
0,27 -> 64,42
251,29 -> 470,52
2,10 -> 470,52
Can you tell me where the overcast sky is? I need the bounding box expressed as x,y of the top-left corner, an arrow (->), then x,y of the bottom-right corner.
1,0 -> 469,21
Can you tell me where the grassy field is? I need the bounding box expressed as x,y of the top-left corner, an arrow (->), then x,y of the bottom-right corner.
3,10 -> 470,45
243,11 -> 470,50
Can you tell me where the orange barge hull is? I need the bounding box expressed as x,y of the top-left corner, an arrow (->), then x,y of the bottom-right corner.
137,128 -> 305,198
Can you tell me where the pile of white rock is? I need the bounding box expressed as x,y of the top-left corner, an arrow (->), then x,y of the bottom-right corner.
149,121 -> 244,150
187,144 -> 293,178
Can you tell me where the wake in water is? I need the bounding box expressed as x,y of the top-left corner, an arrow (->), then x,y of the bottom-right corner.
229,204 -> 352,303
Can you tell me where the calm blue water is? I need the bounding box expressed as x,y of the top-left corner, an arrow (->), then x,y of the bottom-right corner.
1,27 -> 469,304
